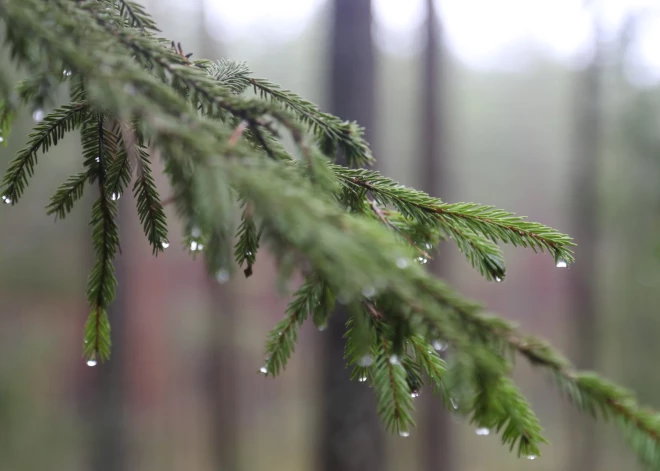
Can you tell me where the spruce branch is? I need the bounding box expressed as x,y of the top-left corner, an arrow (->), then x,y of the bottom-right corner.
334,166 -> 575,265
1,102 -> 87,203
46,171 -> 88,219
83,116 -> 120,362
2,2 -> 659,467
263,280 -> 319,376
134,146 -> 166,254
234,202 -> 260,278
113,0 -> 159,32
373,341 -> 415,435
245,76 -> 373,167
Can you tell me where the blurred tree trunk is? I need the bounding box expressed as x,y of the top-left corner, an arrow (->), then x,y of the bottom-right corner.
198,4 -> 239,470
88,198 -> 128,471
568,8 -> 603,471
318,2 -> 384,471
419,1 -> 454,470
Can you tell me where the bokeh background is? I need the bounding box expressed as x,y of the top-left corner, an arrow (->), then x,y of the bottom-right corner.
2,0 -> 660,470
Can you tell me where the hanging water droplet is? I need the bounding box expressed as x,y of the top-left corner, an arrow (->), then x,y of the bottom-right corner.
161,240 -> 170,249
425,243 -> 432,250
399,430 -> 410,438
362,286 -> 376,298
495,276 -> 502,283
32,108 -> 44,122
62,69 -> 72,77
190,241 -> 198,251
396,258 -> 409,269
95,156 -> 100,163
2,195 -> 12,204
476,427 -> 490,436
259,365 -> 268,374
526,455 -> 537,461
432,340 -> 447,351
417,256 -> 428,264
358,375 -> 368,383
191,226 -> 201,238
389,355 -> 401,365
86,359 -> 97,367
410,391 -> 420,398
358,355 -> 373,367
215,270 -> 230,284
111,192 -> 120,201
317,323 -> 328,332
450,397 -> 459,410
556,258 -> 567,268
197,243 -> 204,251
0,136 -> 4,143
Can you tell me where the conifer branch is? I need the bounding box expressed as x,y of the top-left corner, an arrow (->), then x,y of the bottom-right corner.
246,76 -> 373,167
2,2 -> 657,467
1,102 -> 87,203
334,166 -> 575,264
113,0 -> 159,32
132,143 -> 167,255
105,122 -> 133,201
373,341 -> 415,434
46,171 -> 88,219
263,281 -> 316,376
234,202 -> 260,277
83,116 -> 119,361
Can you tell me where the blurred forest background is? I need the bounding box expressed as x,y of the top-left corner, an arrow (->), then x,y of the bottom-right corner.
2,0 -> 660,470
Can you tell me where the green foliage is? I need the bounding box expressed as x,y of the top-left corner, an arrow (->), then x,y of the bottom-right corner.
0,1 -> 658,467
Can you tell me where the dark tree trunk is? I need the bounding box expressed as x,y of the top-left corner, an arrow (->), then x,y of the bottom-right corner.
318,2 -> 384,471
198,5 -> 239,470
568,13 -> 603,471
419,1 -> 454,470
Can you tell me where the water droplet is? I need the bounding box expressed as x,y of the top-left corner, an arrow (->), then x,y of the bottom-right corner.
476,427 -> 490,436
358,355 -> 373,367
111,192 -> 120,201
95,156 -> 100,163
410,391 -> 420,398
246,251 -> 253,256
526,455 -> 537,461
399,430 -> 410,437
362,286 -> 376,298
450,397 -> 459,409
161,240 -> 170,249
389,355 -> 401,365
190,241 -> 198,251
63,69 -> 72,77
425,243 -> 432,250
191,226 -> 201,238
317,323 -> 328,332
197,243 -> 204,250
417,256 -> 428,264
2,195 -> 12,204
215,270 -> 230,283
32,108 -> 44,122
556,258 -> 567,268
259,365 -> 268,374
495,276 -> 502,283
396,258 -> 409,269
432,340 -> 447,351
0,136 -> 4,143
358,375 -> 367,383
86,359 -> 97,367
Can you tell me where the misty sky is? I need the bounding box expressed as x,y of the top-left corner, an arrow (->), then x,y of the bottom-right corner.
200,0 -> 660,85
